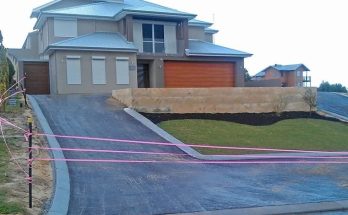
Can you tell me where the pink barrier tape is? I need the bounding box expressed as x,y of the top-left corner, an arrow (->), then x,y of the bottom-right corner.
1,90 -> 26,104
0,76 -> 26,98
29,147 -> 348,159
0,117 -> 28,133
31,147 -> 188,156
0,121 -> 29,177
34,158 -> 348,164
34,133 -> 348,155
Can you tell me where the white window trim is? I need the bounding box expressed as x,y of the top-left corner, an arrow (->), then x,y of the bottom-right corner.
54,18 -> 77,37
92,56 -> 106,85
116,57 -> 130,85
66,56 -> 81,85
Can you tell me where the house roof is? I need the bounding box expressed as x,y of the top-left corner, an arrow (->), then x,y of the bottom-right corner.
7,49 -> 43,62
254,64 -> 310,78
204,27 -> 219,34
188,19 -> 212,27
47,32 -> 137,52
34,0 -> 196,29
186,40 -> 252,58
273,64 -> 310,71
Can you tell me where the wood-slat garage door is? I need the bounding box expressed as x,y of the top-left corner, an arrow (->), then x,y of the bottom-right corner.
164,61 -> 235,88
24,62 -> 50,94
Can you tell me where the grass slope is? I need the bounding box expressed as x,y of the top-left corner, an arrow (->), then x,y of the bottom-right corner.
160,119 -> 348,155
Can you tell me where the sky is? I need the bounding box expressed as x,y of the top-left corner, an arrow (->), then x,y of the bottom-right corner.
0,0 -> 347,87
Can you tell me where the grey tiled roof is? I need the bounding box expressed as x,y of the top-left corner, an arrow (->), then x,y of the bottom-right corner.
189,19 -> 212,27
7,49 -> 42,62
42,0 -> 195,19
273,64 -> 310,71
186,40 -> 252,58
48,32 -> 137,52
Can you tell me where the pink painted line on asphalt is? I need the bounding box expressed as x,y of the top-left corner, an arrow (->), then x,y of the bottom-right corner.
34,133 -> 348,155
30,147 -> 348,159
31,146 -> 188,156
33,158 -> 348,164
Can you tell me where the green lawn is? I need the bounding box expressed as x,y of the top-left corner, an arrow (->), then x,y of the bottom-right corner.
159,119 -> 348,155
0,144 -> 24,214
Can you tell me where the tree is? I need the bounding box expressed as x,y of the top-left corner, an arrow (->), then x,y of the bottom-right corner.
7,58 -> 15,85
0,30 -> 9,111
303,88 -> 317,117
318,81 -> 347,93
244,68 -> 251,82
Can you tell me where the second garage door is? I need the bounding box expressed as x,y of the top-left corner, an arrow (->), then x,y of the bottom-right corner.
164,61 -> 235,88
24,62 -> 50,94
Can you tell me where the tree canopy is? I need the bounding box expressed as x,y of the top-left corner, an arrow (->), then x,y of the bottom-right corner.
318,81 -> 347,93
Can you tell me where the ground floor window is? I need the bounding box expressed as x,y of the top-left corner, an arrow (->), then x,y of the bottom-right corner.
92,57 -> 106,84
66,56 -> 81,85
116,57 -> 130,85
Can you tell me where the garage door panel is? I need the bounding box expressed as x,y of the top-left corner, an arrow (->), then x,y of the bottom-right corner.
24,63 -> 50,95
165,61 -> 235,88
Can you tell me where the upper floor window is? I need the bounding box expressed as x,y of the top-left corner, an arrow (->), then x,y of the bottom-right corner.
297,71 -> 302,77
142,24 -> 165,53
54,18 -> 77,37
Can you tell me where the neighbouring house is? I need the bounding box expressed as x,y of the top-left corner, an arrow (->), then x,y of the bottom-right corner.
8,0 -> 252,95
251,64 -> 311,87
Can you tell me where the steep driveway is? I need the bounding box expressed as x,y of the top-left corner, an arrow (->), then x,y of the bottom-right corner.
318,92 -> 348,118
34,95 -> 348,215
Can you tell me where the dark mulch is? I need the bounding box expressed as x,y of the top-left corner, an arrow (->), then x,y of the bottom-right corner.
141,112 -> 341,126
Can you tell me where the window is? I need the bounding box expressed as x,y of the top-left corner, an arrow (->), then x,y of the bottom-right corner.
54,18 -> 77,37
116,57 -> 130,85
66,56 -> 81,85
297,71 -> 302,77
92,57 -> 106,84
142,24 -> 165,53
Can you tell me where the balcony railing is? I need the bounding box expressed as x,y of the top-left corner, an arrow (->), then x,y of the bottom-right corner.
303,76 -> 311,82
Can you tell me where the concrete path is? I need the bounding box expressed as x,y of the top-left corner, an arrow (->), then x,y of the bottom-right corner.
318,92 -> 348,118
33,95 -> 348,215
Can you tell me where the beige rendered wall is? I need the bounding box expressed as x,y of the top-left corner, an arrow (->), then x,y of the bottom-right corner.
51,50 -> 137,94
188,26 -> 205,40
112,87 -> 317,113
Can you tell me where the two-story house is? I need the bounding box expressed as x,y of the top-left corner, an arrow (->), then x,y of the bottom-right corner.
252,64 -> 311,87
8,0 -> 252,94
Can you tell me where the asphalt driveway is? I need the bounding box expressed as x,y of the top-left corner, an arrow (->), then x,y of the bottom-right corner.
34,95 -> 348,215
318,92 -> 348,118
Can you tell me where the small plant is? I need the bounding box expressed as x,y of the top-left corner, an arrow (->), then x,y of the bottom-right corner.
302,88 -> 317,117
273,95 -> 289,116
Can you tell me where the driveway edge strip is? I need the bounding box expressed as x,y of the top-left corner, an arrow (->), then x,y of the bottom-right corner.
124,108 -> 348,160
28,95 -> 70,215
318,109 -> 348,122
174,200 -> 348,215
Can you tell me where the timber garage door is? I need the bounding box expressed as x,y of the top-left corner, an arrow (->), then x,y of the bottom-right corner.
24,62 -> 50,94
164,61 -> 235,88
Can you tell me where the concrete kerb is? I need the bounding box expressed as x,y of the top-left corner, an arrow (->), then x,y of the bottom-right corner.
28,95 -> 70,215
174,200 -> 348,215
124,108 -> 348,161
318,109 -> 348,123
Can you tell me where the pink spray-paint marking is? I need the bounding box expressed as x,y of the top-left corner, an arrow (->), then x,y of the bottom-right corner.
30,146 -> 348,160
31,146 -> 188,156
34,133 -> 348,155
33,158 -> 348,164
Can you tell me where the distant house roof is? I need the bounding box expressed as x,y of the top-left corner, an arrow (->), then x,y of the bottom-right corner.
186,40 -> 252,58
254,64 -> 310,78
7,49 -> 43,62
47,32 -> 137,53
34,0 -> 196,29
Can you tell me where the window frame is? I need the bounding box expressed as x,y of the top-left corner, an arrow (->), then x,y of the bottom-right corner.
142,23 -> 165,53
66,56 -> 81,85
92,56 -> 106,85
